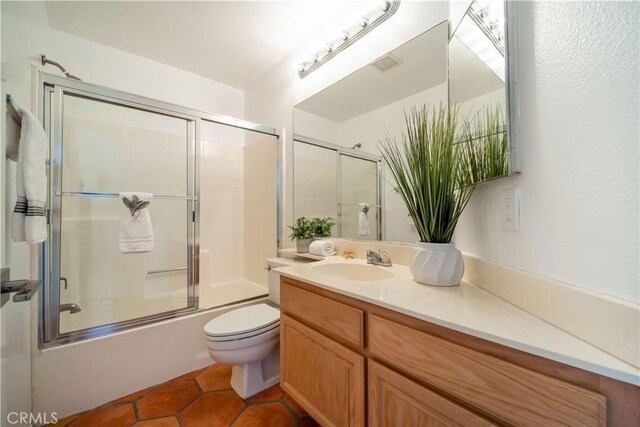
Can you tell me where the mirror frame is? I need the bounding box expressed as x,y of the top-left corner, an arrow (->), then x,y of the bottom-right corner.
505,0 -> 520,173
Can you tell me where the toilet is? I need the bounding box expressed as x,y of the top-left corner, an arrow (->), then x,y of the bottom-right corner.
203,258 -> 293,398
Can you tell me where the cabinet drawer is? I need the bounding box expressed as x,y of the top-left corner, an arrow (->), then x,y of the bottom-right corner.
369,360 -> 496,427
281,279 -> 364,349
281,314 -> 365,427
369,315 -> 607,426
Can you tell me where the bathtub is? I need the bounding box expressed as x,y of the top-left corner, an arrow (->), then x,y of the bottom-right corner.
33,294 -> 269,420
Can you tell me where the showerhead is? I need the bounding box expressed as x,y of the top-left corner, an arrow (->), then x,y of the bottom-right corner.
351,143 -> 362,149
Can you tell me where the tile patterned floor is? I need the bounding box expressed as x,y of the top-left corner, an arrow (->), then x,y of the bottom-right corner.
54,365 -> 319,427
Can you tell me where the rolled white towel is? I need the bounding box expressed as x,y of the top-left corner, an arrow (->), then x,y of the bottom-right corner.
309,240 -> 336,257
119,192 -> 154,253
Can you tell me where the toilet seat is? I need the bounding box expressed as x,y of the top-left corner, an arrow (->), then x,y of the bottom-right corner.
204,303 -> 280,341
205,322 -> 279,342
205,325 -> 280,351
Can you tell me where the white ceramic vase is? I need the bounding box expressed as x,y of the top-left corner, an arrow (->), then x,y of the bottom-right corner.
410,242 -> 464,287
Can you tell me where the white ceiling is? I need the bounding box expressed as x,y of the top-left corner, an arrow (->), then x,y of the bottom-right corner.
45,1 -> 361,89
295,21 -> 449,122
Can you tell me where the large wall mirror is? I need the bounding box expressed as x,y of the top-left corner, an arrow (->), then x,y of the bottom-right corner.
293,0 -> 513,243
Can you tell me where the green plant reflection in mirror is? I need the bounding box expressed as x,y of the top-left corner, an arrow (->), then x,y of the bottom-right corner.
450,0 -> 509,181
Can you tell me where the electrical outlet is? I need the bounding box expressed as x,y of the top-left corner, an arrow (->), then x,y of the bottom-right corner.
502,188 -> 520,231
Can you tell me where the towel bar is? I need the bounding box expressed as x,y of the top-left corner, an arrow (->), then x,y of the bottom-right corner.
146,267 -> 188,276
6,94 -> 22,126
1,268 -> 42,303
56,191 -> 198,201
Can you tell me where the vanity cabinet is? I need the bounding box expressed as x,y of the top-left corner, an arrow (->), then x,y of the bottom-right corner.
280,276 -> 637,427
280,314 -> 365,427
368,314 -> 606,426
369,360 -> 496,427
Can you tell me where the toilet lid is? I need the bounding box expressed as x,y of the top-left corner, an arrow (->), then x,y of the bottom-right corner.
204,304 -> 280,337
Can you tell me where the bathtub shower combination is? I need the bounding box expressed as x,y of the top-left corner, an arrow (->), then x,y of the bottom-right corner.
40,74 -> 280,347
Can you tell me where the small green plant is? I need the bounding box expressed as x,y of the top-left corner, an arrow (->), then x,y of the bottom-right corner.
288,217 -> 314,240
311,217 -> 335,238
122,195 -> 150,223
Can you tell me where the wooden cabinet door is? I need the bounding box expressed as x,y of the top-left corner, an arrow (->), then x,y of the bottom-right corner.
369,361 -> 496,427
280,314 -> 365,427
369,315 -> 607,426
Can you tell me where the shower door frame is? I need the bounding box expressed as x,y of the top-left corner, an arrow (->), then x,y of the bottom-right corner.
292,134 -> 383,241
39,74 -> 281,348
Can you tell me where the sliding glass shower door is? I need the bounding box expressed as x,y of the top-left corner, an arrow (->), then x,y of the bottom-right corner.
43,79 -> 198,344
338,154 -> 380,240
293,137 -> 382,240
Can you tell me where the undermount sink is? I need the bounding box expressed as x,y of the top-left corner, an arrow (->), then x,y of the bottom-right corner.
310,263 -> 395,282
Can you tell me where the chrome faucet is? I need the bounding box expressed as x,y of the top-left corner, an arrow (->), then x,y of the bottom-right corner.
366,249 -> 392,267
60,303 -> 82,314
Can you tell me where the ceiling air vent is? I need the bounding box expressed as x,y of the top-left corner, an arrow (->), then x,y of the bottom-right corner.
371,55 -> 402,72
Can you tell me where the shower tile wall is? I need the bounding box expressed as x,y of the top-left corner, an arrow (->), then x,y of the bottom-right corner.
199,122 -> 247,308
293,142 -> 337,220
243,133 -> 278,286
198,122 -> 275,308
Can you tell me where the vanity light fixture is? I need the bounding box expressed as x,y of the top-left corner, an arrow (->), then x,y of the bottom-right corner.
297,0 -> 401,78
468,0 -> 505,55
456,0 -> 505,81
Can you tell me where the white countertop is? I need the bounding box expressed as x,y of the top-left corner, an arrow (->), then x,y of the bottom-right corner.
276,256 -> 640,386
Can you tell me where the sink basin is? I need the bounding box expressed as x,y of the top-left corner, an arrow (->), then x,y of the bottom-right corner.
311,263 -> 395,282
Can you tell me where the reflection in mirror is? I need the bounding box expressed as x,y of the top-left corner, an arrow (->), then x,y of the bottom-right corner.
294,22 -> 449,243
450,0 -> 509,181
293,136 -> 382,241
293,5 -> 512,243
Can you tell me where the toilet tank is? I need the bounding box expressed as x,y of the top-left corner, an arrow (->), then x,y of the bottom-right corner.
265,258 -> 295,305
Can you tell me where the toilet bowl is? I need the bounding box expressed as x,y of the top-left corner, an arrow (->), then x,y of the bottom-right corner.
204,303 -> 281,398
203,258 -> 294,398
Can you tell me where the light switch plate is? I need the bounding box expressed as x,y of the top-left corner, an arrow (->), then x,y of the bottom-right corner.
502,188 -> 520,231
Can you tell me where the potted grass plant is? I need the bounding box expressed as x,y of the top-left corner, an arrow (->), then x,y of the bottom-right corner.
379,104 -> 479,286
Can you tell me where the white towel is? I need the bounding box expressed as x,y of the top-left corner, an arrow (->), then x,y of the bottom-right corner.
358,202 -> 370,236
309,240 -> 336,257
119,192 -> 154,253
11,107 -> 48,245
